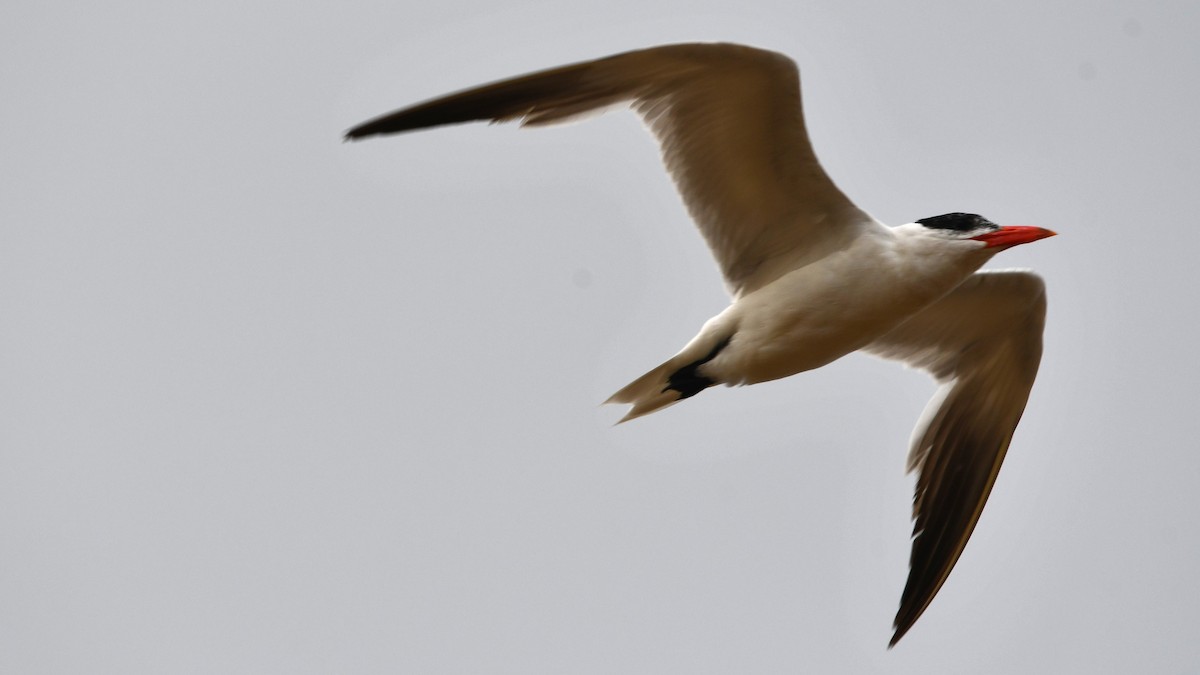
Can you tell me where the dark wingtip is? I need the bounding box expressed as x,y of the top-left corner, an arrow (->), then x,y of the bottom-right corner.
889,584 -> 926,648
888,622 -> 911,649
343,123 -> 377,142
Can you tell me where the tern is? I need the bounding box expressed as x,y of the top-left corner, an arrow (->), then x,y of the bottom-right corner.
345,42 -> 1055,646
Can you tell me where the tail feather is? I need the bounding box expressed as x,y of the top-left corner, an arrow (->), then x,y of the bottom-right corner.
605,359 -> 686,423
605,334 -> 734,423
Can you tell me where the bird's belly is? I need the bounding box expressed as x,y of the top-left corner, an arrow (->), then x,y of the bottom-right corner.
714,267 -> 952,385
728,320 -> 881,385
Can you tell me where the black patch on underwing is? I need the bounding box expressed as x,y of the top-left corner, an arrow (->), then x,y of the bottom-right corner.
664,335 -> 733,400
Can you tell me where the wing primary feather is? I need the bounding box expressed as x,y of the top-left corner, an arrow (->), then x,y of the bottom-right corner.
344,62 -> 609,140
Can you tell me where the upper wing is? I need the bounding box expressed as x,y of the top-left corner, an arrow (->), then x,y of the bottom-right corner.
861,270 -> 1048,646
346,43 -> 873,297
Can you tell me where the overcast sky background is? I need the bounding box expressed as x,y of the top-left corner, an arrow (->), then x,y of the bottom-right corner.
4,1 -> 1199,673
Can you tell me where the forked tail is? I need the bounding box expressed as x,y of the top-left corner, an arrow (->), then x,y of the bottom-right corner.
605,335 -> 732,423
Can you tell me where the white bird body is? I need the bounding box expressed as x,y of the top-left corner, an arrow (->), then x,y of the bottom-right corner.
613,221 -> 1014,416
345,42 -> 1056,646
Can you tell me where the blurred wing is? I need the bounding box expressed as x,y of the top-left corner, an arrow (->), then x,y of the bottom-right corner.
862,270 -> 1048,646
346,43 -> 872,296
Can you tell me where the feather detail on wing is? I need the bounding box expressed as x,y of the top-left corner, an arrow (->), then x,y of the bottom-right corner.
862,270 -> 1048,646
345,43 -> 872,296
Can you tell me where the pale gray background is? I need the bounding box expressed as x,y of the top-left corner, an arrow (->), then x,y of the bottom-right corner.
3,0 -> 1198,672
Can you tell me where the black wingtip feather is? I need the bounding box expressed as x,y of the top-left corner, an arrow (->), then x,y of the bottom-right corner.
890,603 -> 920,648
341,66 -> 597,143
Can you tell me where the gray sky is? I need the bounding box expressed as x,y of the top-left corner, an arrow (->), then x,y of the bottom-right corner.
4,0 -> 1199,672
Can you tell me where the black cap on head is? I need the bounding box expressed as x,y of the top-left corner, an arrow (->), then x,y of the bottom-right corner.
915,213 -> 998,232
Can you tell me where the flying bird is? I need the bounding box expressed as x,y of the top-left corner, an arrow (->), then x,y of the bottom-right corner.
345,42 -> 1055,646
